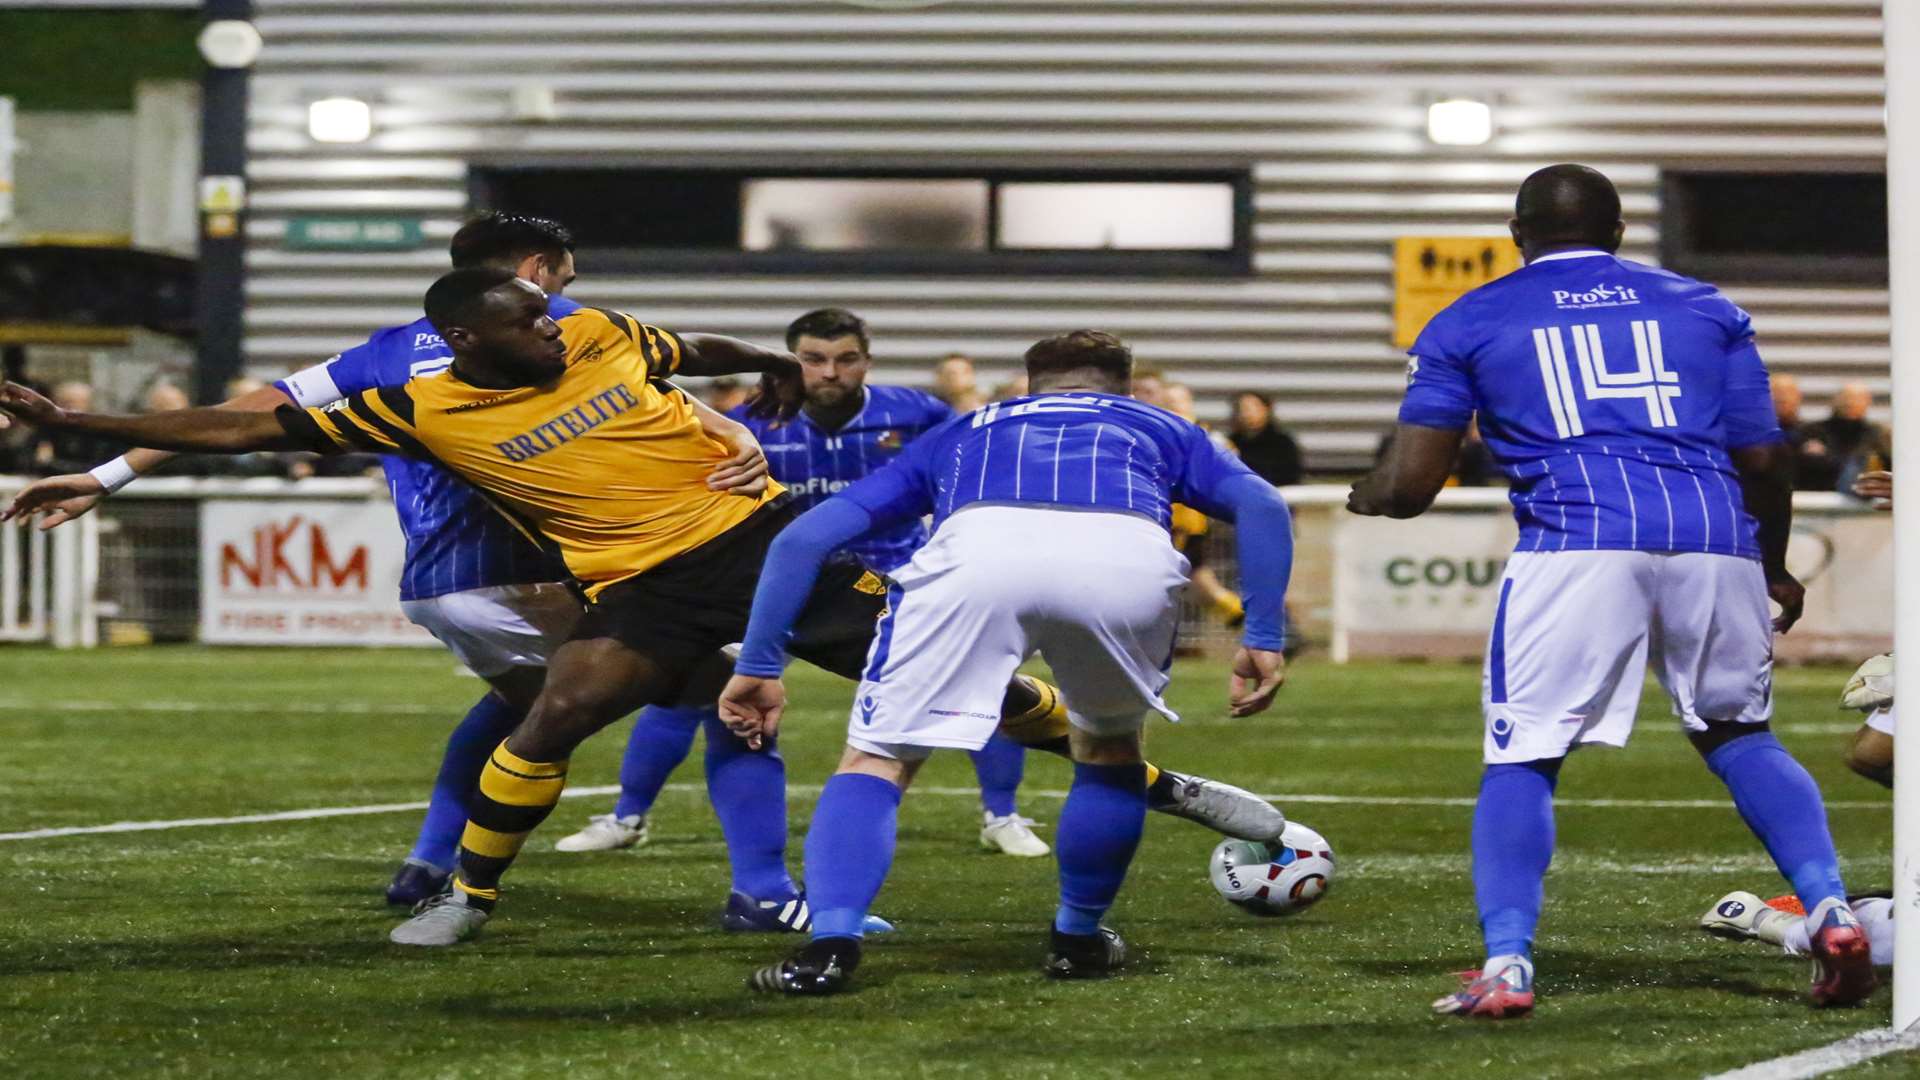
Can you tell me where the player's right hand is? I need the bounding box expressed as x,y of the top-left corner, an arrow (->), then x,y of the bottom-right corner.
718,673 -> 787,750
1228,647 -> 1286,717
2,472 -> 107,529
1766,569 -> 1806,634
1852,470 -> 1892,510
0,381 -> 65,429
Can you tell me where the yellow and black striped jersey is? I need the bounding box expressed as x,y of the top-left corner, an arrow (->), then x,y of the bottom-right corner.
282,307 -> 783,596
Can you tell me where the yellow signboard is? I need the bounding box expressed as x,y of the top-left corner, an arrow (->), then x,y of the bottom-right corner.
1392,236 -> 1522,347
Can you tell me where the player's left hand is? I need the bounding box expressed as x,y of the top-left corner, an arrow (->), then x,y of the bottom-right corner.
1228,647 -> 1286,717
706,429 -> 770,496
1766,569 -> 1805,634
0,381 -> 65,430
718,673 -> 787,750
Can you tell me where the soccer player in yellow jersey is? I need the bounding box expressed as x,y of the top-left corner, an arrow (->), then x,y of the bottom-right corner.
0,267 -> 1289,946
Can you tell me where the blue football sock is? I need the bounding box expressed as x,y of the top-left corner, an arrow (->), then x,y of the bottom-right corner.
1705,730 -> 1847,909
702,712 -> 797,900
803,773 -> 902,941
613,705 -> 703,820
1472,758 -> 1562,961
1053,761 -> 1148,936
409,693 -> 524,872
970,732 -> 1026,818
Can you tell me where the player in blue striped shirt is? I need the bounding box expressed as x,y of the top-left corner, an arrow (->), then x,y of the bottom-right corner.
717,330 -> 1295,993
558,308 -> 1046,860
1351,164 -> 1873,1017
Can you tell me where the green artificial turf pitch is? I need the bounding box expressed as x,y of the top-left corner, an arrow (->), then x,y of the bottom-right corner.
0,647 -> 1907,1078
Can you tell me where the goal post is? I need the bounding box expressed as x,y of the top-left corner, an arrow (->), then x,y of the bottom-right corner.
1885,0 -> 1920,1033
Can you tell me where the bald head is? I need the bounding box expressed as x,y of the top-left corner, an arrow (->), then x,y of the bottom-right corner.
1510,164 -> 1624,259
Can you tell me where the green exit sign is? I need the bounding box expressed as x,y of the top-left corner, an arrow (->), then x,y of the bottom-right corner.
285,217 -> 424,250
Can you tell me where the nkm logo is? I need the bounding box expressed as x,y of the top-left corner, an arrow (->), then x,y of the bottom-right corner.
1532,319 -> 1680,437
220,515 -> 369,592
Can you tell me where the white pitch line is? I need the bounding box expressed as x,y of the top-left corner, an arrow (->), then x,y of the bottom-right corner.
0,783 -> 1891,843
1703,1029 -> 1920,1080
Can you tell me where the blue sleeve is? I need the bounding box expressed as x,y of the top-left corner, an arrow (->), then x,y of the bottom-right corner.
839,435 -> 939,529
1397,313 -> 1475,430
734,499 -> 879,677
319,333 -> 392,396
1175,431 -> 1294,651
1709,299 -> 1784,450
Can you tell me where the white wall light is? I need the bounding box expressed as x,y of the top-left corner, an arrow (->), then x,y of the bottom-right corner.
308,97 -> 372,143
1427,98 -> 1494,147
197,20 -> 263,69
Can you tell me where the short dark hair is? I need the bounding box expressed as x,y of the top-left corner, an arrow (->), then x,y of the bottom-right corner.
423,267 -> 520,336
1513,164 -> 1621,250
786,307 -> 870,353
1233,390 -> 1272,408
1024,330 -> 1132,385
449,212 -> 575,270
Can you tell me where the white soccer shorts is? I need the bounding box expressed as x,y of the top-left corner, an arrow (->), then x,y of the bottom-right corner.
1866,706 -> 1896,736
844,505 -> 1190,761
1482,550 -> 1773,764
399,582 -> 582,678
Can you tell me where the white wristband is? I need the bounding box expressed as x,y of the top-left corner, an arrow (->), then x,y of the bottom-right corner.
87,456 -> 139,495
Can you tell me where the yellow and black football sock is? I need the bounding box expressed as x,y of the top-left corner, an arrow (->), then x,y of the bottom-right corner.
997,676 -> 1169,785
1213,593 -> 1246,627
998,675 -> 1071,754
452,742 -> 569,910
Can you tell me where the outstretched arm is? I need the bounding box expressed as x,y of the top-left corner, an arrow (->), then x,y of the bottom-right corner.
3,381 -> 296,527
0,382 -> 307,454
1347,423 -> 1464,519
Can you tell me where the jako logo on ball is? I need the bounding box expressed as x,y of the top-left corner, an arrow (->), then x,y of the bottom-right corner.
1208,822 -> 1335,917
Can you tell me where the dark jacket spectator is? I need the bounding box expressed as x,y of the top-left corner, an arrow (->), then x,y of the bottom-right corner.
1795,383 -> 1891,494
1226,392 -> 1303,486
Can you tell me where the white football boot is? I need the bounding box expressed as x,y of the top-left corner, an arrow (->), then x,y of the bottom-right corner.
554,812 -> 649,852
980,812 -> 1051,857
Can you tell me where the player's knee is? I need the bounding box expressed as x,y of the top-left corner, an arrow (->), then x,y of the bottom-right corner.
516,690 -> 616,757
1068,727 -> 1144,766
834,744 -> 918,788
1844,730 -> 1894,787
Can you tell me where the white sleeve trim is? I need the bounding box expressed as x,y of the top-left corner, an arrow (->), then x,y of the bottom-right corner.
277,362 -> 344,409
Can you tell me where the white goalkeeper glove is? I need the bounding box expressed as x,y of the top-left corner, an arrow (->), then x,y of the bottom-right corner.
1840,652 -> 1894,712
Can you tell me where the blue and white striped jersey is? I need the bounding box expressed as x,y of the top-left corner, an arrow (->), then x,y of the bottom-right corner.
735,384 -> 952,572
1399,249 -> 1781,559
836,391 -> 1260,534
274,297 -> 578,601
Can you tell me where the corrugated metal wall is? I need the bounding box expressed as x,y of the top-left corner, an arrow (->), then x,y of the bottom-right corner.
244,0 -> 1888,469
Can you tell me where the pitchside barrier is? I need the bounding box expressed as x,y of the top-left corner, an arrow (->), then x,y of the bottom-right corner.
0,477 -> 1890,662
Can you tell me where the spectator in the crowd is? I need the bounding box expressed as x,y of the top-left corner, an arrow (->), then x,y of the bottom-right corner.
704,376 -> 750,414
989,373 -> 1029,402
1226,391 -> 1303,487
1132,365 -> 1169,409
1163,382 -> 1233,452
1797,382 -> 1892,493
29,382 -> 121,476
931,353 -> 983,413
1773,372 -> 1804,430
